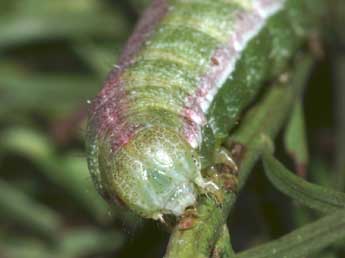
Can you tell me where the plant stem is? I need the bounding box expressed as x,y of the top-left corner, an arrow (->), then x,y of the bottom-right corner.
263,153 -> 345,213
236,209 -> 345,258
163,55 -> 314,258
211,225 -> 236,258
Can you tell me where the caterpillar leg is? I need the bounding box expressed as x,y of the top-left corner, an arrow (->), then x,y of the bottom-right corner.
178,207 -> 198,230
194,148 -> 238,204
212,147 -> 239,193
194,176 -> 219,192
214,147 -> 238,174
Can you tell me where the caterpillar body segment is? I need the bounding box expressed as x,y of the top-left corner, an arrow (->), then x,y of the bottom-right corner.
86,0 -> 325,219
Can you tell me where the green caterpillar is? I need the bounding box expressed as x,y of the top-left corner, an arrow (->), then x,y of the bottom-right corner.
86,0 -> 325,220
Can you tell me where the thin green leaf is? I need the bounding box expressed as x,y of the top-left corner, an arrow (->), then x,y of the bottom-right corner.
236,209 -> 345,258
0,227 -> 124,258
0,238 -> 55,258
59,228 -> 124,257
0,65 -> 99,117
0,0 -> 130,49
0,128 -> 111,223
263,153 -> 345,213
0,179 -> 62,237
315,250 -> 338,258
284,100 -> 308,177
72,41 -> 121,79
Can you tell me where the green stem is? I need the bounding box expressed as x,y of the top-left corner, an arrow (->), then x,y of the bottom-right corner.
263,153 -> 345,213
283,100 -> 309,177
236,209 -> 345,258
212,225 -> 236,258
164,55 -> 314,258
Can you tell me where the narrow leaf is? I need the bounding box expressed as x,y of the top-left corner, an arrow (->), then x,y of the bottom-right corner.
0,0 -> 130,49
60,228 -> 124,257
263,153 -> 345,213
0,179 -> 62,237
236,209 -> 345,258
0,66 -> 99,117
72,41 -> 121,79
284,101 -> 308,177
0,128 -> 111,223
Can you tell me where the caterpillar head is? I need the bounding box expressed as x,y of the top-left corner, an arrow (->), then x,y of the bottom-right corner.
87,126 -> 209,220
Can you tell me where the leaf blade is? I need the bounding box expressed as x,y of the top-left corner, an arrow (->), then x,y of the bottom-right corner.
284,100 -> 309,177
236,209 -> 345,258
263,153 -> 345,213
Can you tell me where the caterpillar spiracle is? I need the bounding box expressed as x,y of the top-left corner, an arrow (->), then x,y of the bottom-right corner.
86,0 -> 324,220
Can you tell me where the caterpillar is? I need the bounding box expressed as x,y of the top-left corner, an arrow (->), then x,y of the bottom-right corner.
86,0 -> 324,220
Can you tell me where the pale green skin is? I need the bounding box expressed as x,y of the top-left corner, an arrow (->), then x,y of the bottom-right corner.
86,0 -> 325,219
96,126 -> 206,219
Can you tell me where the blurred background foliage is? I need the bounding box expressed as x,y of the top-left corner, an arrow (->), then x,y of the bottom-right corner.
0,0 -> 343,258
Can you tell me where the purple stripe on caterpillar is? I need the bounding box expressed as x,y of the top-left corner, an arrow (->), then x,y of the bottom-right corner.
89,0 -> 168,153
181,0 -> 285,148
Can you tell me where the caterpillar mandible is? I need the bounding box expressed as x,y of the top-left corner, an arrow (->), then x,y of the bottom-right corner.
86,0 -> 324,220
